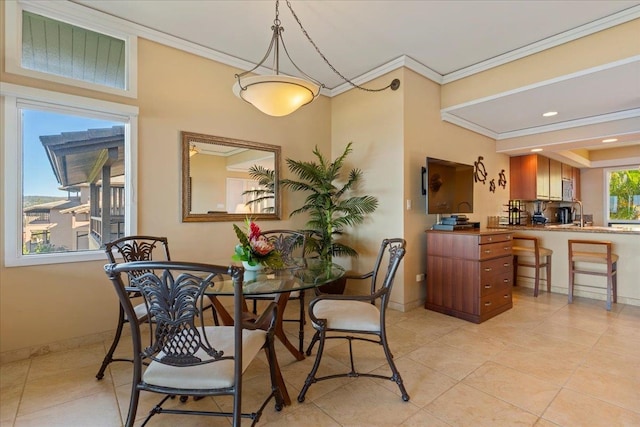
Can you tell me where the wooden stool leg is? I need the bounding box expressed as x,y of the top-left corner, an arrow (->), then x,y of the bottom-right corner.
568,261 -> 574,304
513,255 -> 518,287
533,255 -> 540,297
606,273 -> 612,311
546,255 -> 552,293
613,262 -> 618,304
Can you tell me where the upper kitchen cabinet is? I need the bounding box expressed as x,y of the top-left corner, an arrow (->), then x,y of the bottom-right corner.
549,158 -> 562,201
510,154 -> 549,201
561,163 -> 573,181
572,167 -> 581,200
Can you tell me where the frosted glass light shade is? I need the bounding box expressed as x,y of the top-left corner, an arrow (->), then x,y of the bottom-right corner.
232,75 -> 320,117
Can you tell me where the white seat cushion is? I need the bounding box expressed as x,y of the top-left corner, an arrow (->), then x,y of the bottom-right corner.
143,326 -> 266,390
133,302 -> 148,320
312,300 -> 380,332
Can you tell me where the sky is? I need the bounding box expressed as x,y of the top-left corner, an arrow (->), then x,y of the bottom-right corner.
23,109 -> 121,197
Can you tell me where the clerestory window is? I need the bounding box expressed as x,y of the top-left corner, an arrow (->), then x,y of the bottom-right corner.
4,0 -> 137,97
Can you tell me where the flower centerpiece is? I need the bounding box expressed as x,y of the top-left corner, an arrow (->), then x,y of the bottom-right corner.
232,219 -> 283,269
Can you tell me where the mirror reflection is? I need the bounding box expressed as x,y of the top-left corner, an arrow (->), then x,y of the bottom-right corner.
181,132 -> 281,222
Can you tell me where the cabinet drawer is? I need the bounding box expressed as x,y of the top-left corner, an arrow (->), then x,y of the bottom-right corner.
480,288 -> 512,315
480,256 -> 513,279
478,241 -> 513,260
479,233 -> 512,245
480,271 -> 513,296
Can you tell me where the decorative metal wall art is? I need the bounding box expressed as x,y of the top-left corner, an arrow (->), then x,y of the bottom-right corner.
498,169 -> 507,189
474,156 -> 487,184
489,179 -> 496,193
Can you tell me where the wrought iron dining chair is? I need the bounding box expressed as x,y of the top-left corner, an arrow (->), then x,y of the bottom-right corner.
247,230 -> 307,353
298,238 -> 409,403
96,235 -> 217,380
104,261 -> 283,427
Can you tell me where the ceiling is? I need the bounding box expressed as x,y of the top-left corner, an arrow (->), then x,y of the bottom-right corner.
72,0 -> 640,168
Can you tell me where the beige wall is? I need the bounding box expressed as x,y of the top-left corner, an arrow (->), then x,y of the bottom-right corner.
330,70 -> 406,303
403,69 -> 510,309
0,34 -> 331,358
581,167 -> 606,226
330,68 -> 511,310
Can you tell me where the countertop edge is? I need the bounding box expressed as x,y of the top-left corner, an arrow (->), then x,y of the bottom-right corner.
486,225 -> 640,235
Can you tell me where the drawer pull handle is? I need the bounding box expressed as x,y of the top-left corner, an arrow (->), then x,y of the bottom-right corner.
504,246 -> 510,250
484,267 -> 492,272
484,301 -> 492,306
484,250 -> 492,254
484,284 -> 492,289
488,237 -> 493,241
503,263 -> 510,267
503,279 -> 510,283
503,294 -> 509,299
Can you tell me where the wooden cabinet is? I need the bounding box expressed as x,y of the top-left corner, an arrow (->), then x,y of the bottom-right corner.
561,163 -> 573,181
511,154 -> 580,201
510,154 -> 549,200
572,166 -> 581,200
425,230 -> 513,323
549,158 -> 562,201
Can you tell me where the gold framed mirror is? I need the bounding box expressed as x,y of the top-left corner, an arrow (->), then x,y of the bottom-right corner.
181,131 -> 281,222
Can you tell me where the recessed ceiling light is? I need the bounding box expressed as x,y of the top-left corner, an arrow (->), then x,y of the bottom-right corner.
542,111 -> 558,117
531,148 -> 543,152
602,138 -> 618,143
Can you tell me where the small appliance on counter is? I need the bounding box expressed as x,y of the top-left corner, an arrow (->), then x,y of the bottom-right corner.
531,201 -> 548,225
532,213 -> 548,224
558,206 -> 573,224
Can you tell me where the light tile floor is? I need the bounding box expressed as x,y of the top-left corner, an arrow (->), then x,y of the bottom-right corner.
2,288 -> 639,426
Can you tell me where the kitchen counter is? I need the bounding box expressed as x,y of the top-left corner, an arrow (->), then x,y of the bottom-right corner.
494,227 -> 639,307
488,224 -> 640,235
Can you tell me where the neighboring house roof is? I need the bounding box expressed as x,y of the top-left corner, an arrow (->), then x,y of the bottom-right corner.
24,199 -> 83,213
59,203 -> 91,214
39,126 -> 125,188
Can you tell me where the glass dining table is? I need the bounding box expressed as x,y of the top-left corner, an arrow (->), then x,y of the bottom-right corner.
204,257 -> 345,406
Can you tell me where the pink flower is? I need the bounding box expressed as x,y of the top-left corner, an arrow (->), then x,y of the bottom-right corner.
250,235 -> 274,256
249,222 -> 261,241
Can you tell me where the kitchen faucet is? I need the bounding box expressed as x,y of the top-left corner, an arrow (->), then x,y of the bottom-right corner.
571,199 -> 584,227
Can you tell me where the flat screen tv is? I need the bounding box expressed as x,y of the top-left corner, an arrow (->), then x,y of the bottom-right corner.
425,157 -> 474,214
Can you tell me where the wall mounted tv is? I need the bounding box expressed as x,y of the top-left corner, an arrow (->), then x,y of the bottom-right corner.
424,157 -> 474,214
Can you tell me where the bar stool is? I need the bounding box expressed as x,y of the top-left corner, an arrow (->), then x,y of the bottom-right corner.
512,236 -> 552,297
568,239 -> 618,311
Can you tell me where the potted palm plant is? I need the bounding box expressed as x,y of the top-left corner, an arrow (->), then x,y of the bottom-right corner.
280,142 -> 378,293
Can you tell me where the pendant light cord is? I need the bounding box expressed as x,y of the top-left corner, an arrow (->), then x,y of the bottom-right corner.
284,0 -> 400,92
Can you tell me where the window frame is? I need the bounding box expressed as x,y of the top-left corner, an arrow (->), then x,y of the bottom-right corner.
603,166 -> 640,226
1,82 -> 138,267
4,0 -> 138,98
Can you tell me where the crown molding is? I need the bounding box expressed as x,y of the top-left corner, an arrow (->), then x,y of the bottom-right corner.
440,112 -> 498,139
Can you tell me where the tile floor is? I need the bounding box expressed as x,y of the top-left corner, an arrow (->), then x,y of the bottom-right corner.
1,288 -> 639,426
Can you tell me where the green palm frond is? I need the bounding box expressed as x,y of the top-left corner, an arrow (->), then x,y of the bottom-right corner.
282,142 -> 378,260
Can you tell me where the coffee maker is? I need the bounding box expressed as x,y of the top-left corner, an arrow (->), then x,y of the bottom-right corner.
558,206 -> 573,224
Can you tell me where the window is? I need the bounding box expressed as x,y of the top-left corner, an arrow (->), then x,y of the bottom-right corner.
4,0 -> 137,97
2,83 -> 138,266
605,167 -> 640,226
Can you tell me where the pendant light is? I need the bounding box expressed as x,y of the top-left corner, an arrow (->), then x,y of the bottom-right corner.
232,0 -> 400,117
